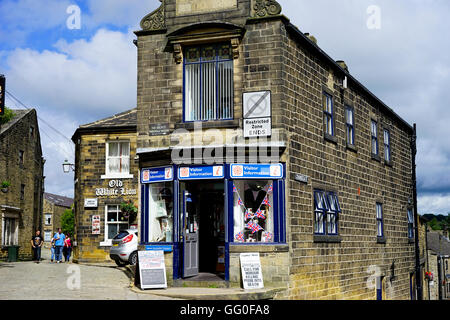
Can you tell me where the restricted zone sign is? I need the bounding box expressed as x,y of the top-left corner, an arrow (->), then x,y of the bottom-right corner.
243,91 -> 272,138
0,75 -> 5,116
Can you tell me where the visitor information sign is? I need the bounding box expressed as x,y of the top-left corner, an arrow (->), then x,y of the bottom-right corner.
138,250 -> 167,289
240,253 -> 264,290
141,166 -> 173,184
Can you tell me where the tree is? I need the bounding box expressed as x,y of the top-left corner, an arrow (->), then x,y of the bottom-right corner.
61,208 -> 74,237
0,107 -> 15,125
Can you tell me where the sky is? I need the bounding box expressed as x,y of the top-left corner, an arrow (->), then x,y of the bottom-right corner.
0,0 -> 449,215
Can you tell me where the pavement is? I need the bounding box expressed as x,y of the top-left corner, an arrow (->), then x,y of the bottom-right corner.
0,249 -> 177,300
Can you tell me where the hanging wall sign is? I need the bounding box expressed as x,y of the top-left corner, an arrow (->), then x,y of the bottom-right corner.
138,250 -> 167,290
178,165 -> 224,180
141,166 -> 173,184
230,164 -> 283,179
240,252 -> 264,290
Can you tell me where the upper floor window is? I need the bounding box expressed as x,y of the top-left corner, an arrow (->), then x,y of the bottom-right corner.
384,129 -> 391,163
376,202 -> 384,238
345,106 -> 355,146
407,208 -> 414,239
184,43 -> 234,122
19,150 -> 24,167
103,141 -> 132,179
371,120 -> 379,156
323,93 -> 334,137
45,214 -> 52,226
20,184 -> 25,200
314,190 -> 341,236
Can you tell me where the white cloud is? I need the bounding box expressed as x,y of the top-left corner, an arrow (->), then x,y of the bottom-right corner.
418,194 -> 450,215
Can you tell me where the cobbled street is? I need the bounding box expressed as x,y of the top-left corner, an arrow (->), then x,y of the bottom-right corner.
0,250 -> 175,300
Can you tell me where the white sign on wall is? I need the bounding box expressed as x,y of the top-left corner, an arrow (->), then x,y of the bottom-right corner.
240,252 -> 264,290
84,198 -> 98,208
243,91 -> 272,138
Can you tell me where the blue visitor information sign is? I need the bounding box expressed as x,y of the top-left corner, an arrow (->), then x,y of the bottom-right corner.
141,166 -> 173,184
230,164 -> 283,179
178,165 -> 224,180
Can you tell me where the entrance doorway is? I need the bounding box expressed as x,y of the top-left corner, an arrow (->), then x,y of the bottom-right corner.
180,180 -> 225,280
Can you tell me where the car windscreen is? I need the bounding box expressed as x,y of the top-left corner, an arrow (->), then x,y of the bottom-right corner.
113,231 -> 129,240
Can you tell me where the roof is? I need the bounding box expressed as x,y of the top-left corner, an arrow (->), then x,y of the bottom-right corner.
0,109 -> 33,137
427,231 -> 450,256
71,108 -> 137,142
44,192 -> 73,208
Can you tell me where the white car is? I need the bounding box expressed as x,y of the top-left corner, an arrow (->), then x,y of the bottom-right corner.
109,229 -> 138,266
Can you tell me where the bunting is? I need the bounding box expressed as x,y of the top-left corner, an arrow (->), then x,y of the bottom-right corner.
234,232 -> 245,242
246,221 -> 264,234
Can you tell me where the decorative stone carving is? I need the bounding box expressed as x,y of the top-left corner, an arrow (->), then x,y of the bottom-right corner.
140,0 -> 166,31
173,44 -> 182,64
231,38 -> 240,59
252,0 -> 282,18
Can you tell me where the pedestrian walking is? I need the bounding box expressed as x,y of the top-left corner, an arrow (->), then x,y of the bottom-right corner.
63,233 -> 72,263
31,230 -> 44,263
53,228 -> 65,264
50,237 -> 56,262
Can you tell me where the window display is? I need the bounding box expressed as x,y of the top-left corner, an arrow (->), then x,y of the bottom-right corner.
233,180 -> 274,243
148,182 -> 173,242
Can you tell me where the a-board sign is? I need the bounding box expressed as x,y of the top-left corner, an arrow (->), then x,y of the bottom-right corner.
240,252 -> 264,290
138,250 -> 167,289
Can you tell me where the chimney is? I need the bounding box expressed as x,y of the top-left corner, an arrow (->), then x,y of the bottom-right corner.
336,60 -> 349,73
304,33 -> 318,45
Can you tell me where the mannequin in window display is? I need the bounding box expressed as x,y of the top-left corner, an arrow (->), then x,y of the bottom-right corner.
244,180 -> 268,242
157,187 -> 173,242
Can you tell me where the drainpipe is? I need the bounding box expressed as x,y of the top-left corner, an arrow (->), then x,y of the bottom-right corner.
411,123 -> 422,300
425,224 -> 430,300
437,254 -> 442,300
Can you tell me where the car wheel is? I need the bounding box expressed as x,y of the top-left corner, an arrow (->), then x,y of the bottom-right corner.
114,259 -> 126,267
128,251 -> 138,266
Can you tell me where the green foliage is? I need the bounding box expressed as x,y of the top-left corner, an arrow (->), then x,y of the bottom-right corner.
423,214 -> 450,231
61,208 -> 74,236
0,107 -> 15,125
120,200 -> 138,222
1,181 -> 11,188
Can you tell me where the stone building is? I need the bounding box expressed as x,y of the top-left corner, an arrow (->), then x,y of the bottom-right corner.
0,109 -> 44,260
134,0 -> 417,299
426,231 -> 450,300
71,108 -> 138,263
42,192 -> 73,248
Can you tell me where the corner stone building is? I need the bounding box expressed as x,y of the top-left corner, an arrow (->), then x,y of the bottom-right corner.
135,0 -> 417,299
0,109 -> 44,260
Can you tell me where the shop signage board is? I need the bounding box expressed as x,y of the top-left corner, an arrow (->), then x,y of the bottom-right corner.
230,164 -> 283,179
243,90 -> 271,138
240,253 -> 264,290
145,245 -> 173,253
138,250 -> 167,289
84,198 -> 98,208
178,165 -> 224,180
141,166 -> 174,184
92,215 -> 101,234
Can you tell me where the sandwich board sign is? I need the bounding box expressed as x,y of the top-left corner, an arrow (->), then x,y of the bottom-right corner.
240,253 -> 264,290
138,250 -> 167,289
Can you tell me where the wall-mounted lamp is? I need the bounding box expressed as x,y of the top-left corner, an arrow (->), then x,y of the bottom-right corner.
62,159 -> 75,173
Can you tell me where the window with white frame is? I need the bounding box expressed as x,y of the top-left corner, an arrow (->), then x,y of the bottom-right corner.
314,190 -> 341,236
183,43 -> 234,122
2,217 -> 18,246
103,205 -> 129,244
376,203 -> 384,237
407,208 -> 414,239
345,106 -> 355,146
45,214 -> 52,226
384,129 -> 391,162
103,141 -> 131,178
323,93 -> 334,136
371,120 -> 379,156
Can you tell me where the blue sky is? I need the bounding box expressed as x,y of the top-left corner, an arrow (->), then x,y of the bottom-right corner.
0,0 -> 449,215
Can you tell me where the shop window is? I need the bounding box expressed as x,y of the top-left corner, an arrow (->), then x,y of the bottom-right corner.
314,190 -> 340,236
20,184 -> 25,200
19,150 -> 24,167
384,129 -> 391,163
2,217 -> 18,246
45,214 -> 52,226
103,141 -> 131,178
323,92 -> 334,137
407,208 -> 414,239
345,106 -> 355,146
184,43 -> 234,122
104,205 -> 129,243
371,120 -> 379,156
376,203 -> 384,238
147,182 -> 173,242
233,180 -> 275,243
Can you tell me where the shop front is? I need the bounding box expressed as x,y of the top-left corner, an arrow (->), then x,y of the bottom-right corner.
140,163 -> 286,286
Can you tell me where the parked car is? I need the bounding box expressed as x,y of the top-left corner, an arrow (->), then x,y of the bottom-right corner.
109,229 -> 138,266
